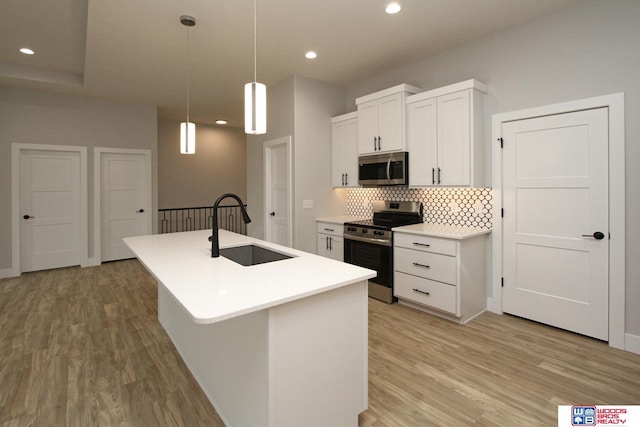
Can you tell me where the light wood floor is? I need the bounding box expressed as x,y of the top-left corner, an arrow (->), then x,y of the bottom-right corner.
1,260 -> 638,426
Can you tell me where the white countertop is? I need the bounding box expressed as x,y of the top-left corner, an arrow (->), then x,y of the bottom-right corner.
124,230 -> 375,324
392,223 -> 492,239
316,216 -> 369,224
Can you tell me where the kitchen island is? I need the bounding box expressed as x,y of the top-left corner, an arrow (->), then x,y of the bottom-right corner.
124,229 -> 375,427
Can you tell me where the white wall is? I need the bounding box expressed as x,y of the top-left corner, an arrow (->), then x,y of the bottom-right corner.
158,119 -> 246,208
292,76 -> 348,253
0,86 -> 158,270
245,75 -> 347,253
344,0 -> 640,336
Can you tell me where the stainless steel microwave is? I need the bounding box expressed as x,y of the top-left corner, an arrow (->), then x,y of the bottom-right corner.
358,152 -> 409,186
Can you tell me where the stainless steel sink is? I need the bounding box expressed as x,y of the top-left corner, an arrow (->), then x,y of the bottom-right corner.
220,244 -> 293,266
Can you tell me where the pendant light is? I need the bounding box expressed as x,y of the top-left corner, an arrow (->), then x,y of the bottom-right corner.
245,0 -> 267,135
180,15 -> 196,154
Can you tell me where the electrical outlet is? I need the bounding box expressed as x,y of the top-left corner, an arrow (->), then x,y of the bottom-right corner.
303,199 -> 314,209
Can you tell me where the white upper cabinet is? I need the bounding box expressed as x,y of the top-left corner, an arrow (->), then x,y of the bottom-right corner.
356,84 -> 421,155
331,112 -> 359,187
407,79 -> 486,187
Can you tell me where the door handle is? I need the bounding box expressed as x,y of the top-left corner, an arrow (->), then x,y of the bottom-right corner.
432,168 -> 435,185
137,209 -> 144,213
344,173 -> 348,186
373,136 -> 378,151
270,212 -> 275,216
437,167 -> 441,184
23,214 -> 34,220
386,159 -> 392,184
377,136 -> 381,150
582,231 -> 605,240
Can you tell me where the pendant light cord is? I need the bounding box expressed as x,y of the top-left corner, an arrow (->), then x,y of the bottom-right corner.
186,26 -> 190,124
253,0 -> 257,83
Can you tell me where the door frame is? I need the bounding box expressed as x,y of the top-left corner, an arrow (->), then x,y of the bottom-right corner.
491,93 -> 625,350
11,143 -> 89,276
94,147 -> 152,264
263,136 -> 293,247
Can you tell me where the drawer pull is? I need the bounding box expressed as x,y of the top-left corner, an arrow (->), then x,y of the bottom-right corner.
323,228 -> 334,232
413,242 -> 431,247
412,262 -> 430,269
412,288 -> 431,296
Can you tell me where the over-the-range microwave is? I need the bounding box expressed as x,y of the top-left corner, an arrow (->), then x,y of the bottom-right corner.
358,151 -> 409,186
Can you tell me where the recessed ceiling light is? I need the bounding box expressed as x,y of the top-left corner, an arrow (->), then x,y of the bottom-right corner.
215,119 -> 228,125
385,2 -> 401,14
305,51 -> 317,59
19,48 -> 35,55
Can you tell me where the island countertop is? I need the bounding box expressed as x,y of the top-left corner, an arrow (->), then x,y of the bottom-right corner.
124,230 -> 375,325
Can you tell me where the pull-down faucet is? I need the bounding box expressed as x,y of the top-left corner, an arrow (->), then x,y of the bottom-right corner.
209,193 -> 252,257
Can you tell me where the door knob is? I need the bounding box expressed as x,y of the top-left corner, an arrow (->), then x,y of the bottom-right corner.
137,209 -> 144,213
270,212 -> 275,216
582,231 -> 605,240
23,214 -> 33,220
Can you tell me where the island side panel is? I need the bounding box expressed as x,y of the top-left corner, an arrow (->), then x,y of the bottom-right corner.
267,280 -> 368,427
158,282 -> 269,427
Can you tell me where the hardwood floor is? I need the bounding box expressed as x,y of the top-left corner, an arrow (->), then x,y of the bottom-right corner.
0,260 -> 638,426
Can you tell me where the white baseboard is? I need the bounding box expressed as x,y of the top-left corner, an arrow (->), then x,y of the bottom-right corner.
0,267 -> 19,279
625,333 -> 640,355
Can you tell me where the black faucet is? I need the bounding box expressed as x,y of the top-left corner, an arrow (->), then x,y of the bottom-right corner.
209,193 -> 252,258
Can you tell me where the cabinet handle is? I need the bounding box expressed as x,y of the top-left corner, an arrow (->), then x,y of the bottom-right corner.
345,173 -> 348,186
324,228 -> 334,232
329,236 -> 333,251
437,167 -> 441,184
326,236 -> 329,250
412,262 -> 430,269
378,136 -> 382,150
373,136 -> 378,151
432,168 -> 435,185
412,242 -> 431,247
412,288 -> 431,296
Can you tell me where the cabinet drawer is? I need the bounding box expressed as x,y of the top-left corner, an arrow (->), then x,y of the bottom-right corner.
395,247 -> 457,285
394,232 -> 456,256
394,272 -> 457,314
316,222 -> 343,237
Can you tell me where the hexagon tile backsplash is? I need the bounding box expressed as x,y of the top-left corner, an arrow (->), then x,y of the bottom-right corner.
346,187 -> 493,229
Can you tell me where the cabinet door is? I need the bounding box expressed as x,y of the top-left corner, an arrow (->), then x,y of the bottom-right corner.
344,118 -> 359,186
317,233 -> 330,258
437,90 -> 471,186
408,97 -> 438,186
377,93 -> 404,152
331,121 -> 347,187
328,235 -> 344,262
357,101 -> 379,155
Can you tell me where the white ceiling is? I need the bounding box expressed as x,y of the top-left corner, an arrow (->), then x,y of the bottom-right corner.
0,0 -> 579,127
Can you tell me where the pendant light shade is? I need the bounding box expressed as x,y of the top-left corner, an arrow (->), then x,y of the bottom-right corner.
245,82 -> 266,134
180,121 -> 196,154
245,0 -> 267,135
180,14 -> 196,154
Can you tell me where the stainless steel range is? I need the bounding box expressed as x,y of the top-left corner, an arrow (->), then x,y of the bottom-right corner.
343,201 -> 423,303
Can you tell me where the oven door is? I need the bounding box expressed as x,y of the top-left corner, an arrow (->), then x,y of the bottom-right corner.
343,236 -> 394,303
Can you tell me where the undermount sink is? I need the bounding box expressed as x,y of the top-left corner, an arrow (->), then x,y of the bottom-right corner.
220,244 -> 293,266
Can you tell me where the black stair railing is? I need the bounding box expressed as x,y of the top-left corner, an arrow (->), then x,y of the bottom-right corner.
158,205 -> 248,235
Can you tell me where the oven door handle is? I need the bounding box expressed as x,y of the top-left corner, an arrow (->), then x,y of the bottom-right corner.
344,234 -> 392,247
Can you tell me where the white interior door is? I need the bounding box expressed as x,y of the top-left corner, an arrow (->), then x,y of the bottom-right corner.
264,138 -> 291,247
20,150 -> 81,272
502,108 -> 609,340
100,152 -> 150,262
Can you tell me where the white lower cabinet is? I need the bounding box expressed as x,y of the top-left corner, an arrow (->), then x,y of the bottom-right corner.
317,221 -> 344,262
393,230 -> 487,323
